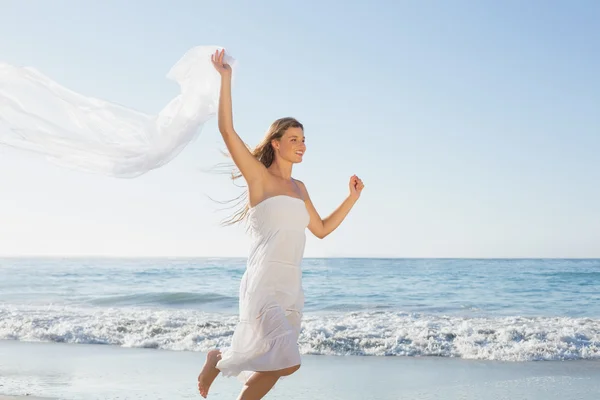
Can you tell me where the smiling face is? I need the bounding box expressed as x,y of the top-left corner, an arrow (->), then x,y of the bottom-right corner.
272,126 -> 306,163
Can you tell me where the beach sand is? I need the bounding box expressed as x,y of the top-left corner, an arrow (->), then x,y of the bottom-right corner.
1,339 -> 599,399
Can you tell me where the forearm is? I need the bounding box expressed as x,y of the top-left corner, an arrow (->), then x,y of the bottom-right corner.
218,76 -> 235,134
321,195 -> 358,238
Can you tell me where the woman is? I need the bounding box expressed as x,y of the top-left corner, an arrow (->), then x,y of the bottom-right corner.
197,49 -> 364,400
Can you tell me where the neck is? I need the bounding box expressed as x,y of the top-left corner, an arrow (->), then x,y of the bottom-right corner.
268,158 -> 293,180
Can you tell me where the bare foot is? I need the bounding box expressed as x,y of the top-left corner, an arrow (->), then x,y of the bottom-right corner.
197,349 -> 221,398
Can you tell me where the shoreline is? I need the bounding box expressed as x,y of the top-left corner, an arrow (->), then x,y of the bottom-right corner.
1,340 -> 599,399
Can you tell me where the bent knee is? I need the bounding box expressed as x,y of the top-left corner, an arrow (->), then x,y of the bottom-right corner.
278,364 -> 301,377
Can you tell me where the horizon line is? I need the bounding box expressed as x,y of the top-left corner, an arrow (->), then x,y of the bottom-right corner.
0,255 -> 598,260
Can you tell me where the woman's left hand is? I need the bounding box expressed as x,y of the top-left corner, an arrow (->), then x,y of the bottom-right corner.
349,175 -> 365,200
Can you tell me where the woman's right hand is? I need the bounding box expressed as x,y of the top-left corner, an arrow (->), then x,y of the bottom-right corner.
211,49 -> 232,78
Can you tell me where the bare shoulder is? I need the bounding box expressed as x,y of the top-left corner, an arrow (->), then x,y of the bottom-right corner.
293,178 -> 305,188
293,178 -> 310,199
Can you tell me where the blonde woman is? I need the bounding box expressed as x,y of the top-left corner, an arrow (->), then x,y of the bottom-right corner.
198,49 -> 364,400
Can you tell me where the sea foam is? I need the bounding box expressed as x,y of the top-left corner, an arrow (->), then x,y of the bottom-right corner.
2,305 -> 598,361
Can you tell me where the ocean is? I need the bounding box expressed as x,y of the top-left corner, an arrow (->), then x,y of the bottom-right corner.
1,257 -> 599,362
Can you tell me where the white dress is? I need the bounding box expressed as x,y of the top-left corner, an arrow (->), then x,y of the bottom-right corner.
216,195 -> 310,382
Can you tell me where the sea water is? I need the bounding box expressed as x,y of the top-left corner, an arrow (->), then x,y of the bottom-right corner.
1,257 -> 598,361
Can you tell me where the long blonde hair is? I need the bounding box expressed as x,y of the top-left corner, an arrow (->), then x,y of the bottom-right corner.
216,117 -> 304,226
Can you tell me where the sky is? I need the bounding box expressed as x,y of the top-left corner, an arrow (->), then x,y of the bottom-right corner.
0,0 -> 599,258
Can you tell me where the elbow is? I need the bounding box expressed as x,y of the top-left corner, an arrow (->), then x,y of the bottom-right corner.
219,128 -> 235,137
316,231 -> 328,240
310,221 -> 328,239
317,221 -> 329,239
311,230 -> 326,239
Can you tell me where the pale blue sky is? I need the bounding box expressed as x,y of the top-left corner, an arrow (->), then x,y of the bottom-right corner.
1,0 -> 598,258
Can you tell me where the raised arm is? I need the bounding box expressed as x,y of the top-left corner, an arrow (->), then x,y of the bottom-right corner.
296,176 -> 364,239
211,49 -> 266,185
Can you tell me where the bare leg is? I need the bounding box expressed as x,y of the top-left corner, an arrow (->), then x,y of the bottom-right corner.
236,364 -> 300,400
197,349 -> 221,398
236,372 -> 280,400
